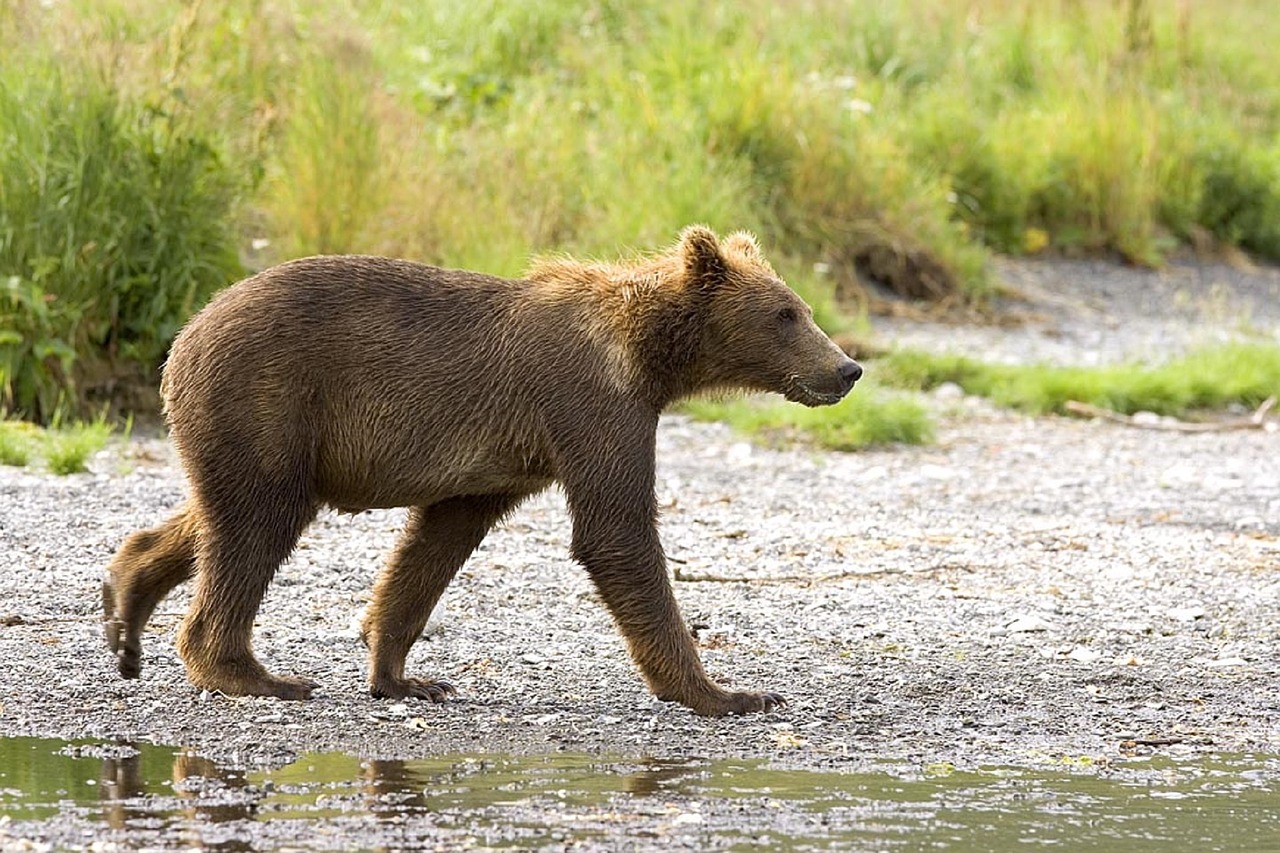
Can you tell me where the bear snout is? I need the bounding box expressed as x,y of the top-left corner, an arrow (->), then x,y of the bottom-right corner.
838,358 -> 863,391
782,355 -> 863,407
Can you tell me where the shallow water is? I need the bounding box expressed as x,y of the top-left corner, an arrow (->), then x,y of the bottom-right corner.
1,736 -> 1277,850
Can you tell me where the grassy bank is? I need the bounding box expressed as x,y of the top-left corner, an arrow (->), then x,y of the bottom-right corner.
879,342 -> 1280,416
692,342 -> 1280,452
2,0 -> 1279,421
0,417 -> 114,474
684,386 -> 935,452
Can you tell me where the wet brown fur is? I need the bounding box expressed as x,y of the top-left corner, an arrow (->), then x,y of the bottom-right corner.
101,227 -> 860,716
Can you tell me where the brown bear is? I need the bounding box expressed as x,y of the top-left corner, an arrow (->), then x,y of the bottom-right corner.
101,226 -> 861,716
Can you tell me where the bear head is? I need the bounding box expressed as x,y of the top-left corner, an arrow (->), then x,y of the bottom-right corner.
680,226 -> 862,407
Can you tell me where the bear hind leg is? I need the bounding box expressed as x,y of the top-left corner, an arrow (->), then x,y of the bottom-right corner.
176,493 -> 318,700
363,493 -> 525,701
103,503 -> 199,678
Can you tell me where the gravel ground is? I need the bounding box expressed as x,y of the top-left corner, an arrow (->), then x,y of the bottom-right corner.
1,257 -> 1278,776
886,255 -> 1280,365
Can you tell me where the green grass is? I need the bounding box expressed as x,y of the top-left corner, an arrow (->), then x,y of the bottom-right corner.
684,387 -> 934,452
0,417 -> 113,473
11,0 -> 1280,280
44,420 -> 113,475
877,342 -> 1280,416
0,421 -> 34,466
4,0 -> 1280,426
0,59 -> 242,422
689,342 -> 1280,453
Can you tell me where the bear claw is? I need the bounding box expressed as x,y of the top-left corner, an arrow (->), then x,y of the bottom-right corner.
689,689 -> 787,716
726,690 -> 786,715
371,677 -> 456,703
253,675 -> 318,700
757,691 -> 787,712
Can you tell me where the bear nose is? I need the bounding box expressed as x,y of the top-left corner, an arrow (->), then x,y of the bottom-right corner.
838,358 -> 863,388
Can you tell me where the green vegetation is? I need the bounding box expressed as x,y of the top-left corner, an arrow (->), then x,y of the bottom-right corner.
0,417 -> 113,474
0,420 -> 33,466
878,342 -> 1280,416
2,0 -> 1279,431
44,418 -> 113,475
693,342 -> 1279,452
684,387 -> 934,452
0,63 -> 241,422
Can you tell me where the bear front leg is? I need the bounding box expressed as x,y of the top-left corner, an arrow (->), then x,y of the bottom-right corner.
363,493 -> 526,701
561,457 -> 784,717
580,545 -> 783,715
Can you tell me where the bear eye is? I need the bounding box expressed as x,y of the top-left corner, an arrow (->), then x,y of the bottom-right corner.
778,307 -> 798,324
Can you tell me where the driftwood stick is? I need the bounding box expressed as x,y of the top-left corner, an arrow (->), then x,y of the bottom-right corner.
1064,396 -> 1277,433
1252,395 -> 1277,424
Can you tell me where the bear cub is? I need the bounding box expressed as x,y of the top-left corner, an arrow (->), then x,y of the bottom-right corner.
102,226 -> 861,716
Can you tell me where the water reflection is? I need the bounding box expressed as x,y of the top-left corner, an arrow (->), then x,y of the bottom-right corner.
360,759 -> 431,817
171,753 -> 256,851
620,758 -> 709,796
0,736 -> 1277,851
93,749 -> 257,850
98,751 -> 145,829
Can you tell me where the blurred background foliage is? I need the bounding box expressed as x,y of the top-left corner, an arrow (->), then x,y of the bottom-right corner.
1,0 -> 1278,424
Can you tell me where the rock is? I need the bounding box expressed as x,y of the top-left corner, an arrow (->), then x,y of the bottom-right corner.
933,382 -> 965,401
423,594 -> 447,636
1166,606 -> 1205,622
1203,657 -> 1248,669
1067,646 -> 1101,664
1004,615 -> 1054,633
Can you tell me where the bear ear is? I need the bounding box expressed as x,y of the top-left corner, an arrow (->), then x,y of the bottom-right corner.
721,231 -> 763,260
679,225 -> 727,289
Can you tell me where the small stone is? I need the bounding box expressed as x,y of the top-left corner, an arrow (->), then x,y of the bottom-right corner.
934,382 -> 965,401
1204,657 -> 1248,669
1067,646 -> 1101,664
917,463 -> 956,482
1166,606 -> 1206,622
1109,621 -> 1152,635
1159,464 -> 1197,488
423,595 -> 447,636
369,703 -> 409,722
1005,615 -> 1053,633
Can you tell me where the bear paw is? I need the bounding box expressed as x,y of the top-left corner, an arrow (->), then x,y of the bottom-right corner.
370,677 -> 456,703
682,689 -> 787,717
191,670 -> 319,701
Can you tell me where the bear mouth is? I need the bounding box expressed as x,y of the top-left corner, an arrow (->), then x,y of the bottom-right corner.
784,382 -> 850,408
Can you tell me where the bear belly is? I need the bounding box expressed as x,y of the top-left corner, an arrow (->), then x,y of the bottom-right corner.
317,441 -> 554,512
